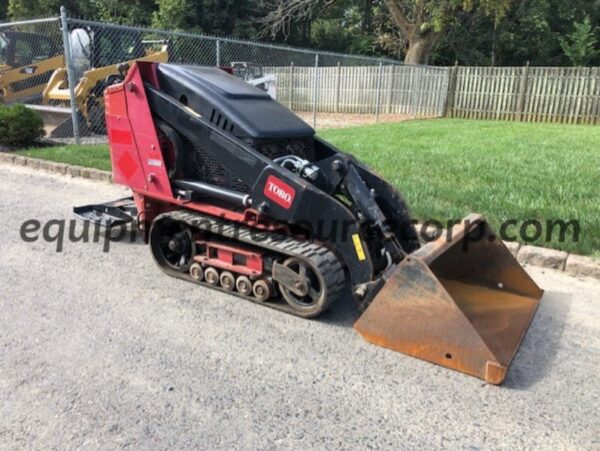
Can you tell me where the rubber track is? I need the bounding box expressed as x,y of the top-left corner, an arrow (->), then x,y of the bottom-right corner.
153,210 -> 346,318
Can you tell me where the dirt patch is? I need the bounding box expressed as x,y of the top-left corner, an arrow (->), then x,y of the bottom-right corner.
295,111 -> 434,129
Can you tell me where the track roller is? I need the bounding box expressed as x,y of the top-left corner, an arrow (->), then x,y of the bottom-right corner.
204,267 -> 219,286
253,279 -> 273,302
236,276 -> 252,296
189,262 -> 204,282
220,271 -> 235,291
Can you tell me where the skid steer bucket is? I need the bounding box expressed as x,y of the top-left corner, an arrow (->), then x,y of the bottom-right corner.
354,214 -> 543,384
24,104 -> 89,138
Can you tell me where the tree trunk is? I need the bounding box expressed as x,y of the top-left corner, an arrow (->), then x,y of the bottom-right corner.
361,0 -> 372,33
404,31 -> 438,64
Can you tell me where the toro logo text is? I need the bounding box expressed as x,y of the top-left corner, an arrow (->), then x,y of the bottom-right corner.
263,175 -> 296,210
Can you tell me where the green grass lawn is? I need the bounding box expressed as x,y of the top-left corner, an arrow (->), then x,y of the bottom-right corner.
20,144 -> 113,172
320,119 -> 599,257
16,119 -> 600,256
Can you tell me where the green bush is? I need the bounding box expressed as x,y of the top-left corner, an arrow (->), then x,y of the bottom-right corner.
0,104 -> 44,147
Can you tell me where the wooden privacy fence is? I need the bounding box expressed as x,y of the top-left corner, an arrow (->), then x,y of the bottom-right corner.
448,65 -> 600,124
265,63 -> 600,124
265,64 -> 450,118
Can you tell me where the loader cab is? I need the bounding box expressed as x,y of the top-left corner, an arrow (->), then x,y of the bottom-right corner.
0,31 -> 60,70
230,62 -> 264,81
69,27 -> 146,79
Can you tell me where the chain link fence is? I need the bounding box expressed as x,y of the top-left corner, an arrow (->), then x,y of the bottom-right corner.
0,9 -> 450,143
0,17 -> 67,135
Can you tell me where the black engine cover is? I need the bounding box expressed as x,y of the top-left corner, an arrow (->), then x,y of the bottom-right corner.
156,64 -> 314,140
156,63 -> 316,193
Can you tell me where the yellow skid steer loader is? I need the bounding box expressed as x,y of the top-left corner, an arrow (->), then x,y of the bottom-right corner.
0,30 -> 64,104
32,26 -> 168,137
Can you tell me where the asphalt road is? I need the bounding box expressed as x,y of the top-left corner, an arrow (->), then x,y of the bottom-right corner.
1,163 -> 599,449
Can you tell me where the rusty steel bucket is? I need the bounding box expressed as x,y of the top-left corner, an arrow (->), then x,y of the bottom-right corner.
354,214 -> 543,384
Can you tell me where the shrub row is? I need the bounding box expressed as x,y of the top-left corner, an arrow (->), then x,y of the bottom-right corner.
0,104 -> 44,147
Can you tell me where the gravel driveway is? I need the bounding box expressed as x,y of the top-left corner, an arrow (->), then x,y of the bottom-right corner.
1,163 -> 599,449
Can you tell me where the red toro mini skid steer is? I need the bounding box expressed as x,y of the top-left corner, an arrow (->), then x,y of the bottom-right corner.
76,62 -> 543,384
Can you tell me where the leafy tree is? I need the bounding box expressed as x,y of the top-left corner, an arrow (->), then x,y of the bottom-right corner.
559,16 -> 599,66
306,0 -> 376,54
0,0 -> 8,20
258,0 -> 511,63
491,0 -> 554,66
152,0 -> 198,31
431,0 -> 555,66
7,0 -> 41,18
200,0 -> 256,38
4,0 -> 600,67
256,0 -> 385,56
384,0 -> 511,63
92,0 -> 156,25
153,0 -> 259,38
7,0 -> 95,19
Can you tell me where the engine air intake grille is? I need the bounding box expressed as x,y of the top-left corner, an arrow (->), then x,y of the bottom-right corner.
179,136 -> 315,194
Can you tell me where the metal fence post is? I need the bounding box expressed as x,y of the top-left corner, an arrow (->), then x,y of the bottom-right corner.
216,39 -> 221,66
335,61 -> 341,113
312,53 -> 319,129
375,61 -> 383,122
288,62 -> 294,109
444,62 -> 459,117
516,61 -> 531,121
60,6 -> 80,144
386,64 -> 395,114
411,66 -> 419,119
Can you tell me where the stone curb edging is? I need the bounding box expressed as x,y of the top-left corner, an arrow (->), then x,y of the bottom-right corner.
0,152 -> 112,183
413,224 -> 600,281
2,152 -> 599,280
